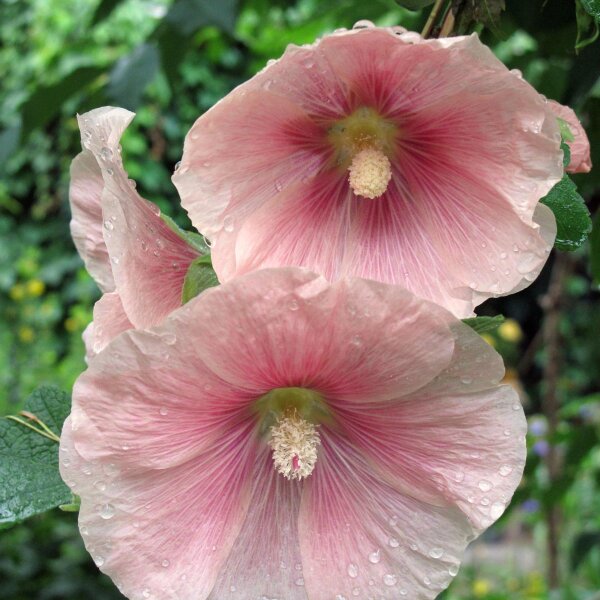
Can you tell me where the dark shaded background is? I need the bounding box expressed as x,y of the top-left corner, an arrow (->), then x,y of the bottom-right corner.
0,0 -> 599,598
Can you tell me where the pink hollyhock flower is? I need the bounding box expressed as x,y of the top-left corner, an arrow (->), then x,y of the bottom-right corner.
547,100 -> 592,174
70,107 -> 203,356
60,268 -> 526,600
172,24 -> 577,318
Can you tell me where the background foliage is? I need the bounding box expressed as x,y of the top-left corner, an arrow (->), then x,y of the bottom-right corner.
0,0 -> 599,598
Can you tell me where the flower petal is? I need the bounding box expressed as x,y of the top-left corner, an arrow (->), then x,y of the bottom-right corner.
84,292 -> 133,361
72,320 -> 256,470
70,149 -> 114,292
299,378 -> 525,600
60,416 -> 256,600
298,318 -> 526,599
548,99 -> 592,174
208,448 -> 307,600
299,429 -> 472,600
79,106 -> 200,329
173,90 -> 328,239
178,269 -> 455,402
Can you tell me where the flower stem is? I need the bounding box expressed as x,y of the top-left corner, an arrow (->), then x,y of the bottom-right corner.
5,414 -> 61,443
421,0 -> 448,38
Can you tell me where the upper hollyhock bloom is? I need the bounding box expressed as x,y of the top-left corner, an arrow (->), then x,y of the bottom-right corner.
70,107 -> 203,356
60,268 -> 526,600
172,24 -> 582,318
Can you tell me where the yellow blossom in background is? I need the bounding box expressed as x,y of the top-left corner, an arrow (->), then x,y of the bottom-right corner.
498,318 -> 523,343
26,279 -> 45,297
64,317 -> 79,332
9,283 -> 25,301
525,572 -> 545,598
18,326 -> 35,343
472,578 -> 492,597
481,333 -> 496,347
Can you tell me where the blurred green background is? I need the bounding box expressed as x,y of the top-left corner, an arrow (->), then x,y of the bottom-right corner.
0,0 -> 599,598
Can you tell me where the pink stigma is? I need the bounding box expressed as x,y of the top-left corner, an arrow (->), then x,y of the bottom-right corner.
292,455 -> 300,471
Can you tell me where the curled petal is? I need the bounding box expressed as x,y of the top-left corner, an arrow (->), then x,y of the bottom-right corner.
70,149 -> 114,292
77,106 -> 200,329
84,292 -> 133,361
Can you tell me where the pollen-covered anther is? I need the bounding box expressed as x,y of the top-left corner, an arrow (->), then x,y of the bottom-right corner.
348,147 -> 392,199
268,410 -> 320,480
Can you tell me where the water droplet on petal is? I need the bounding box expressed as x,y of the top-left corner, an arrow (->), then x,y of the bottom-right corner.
499,464 -> 513,477
368,549 -> 380,564
478,480 -> 493,492
347,563 -> 359,578
99,503 -> 115,519
389,537 -> 400,548
429,547 -> 444,559
161,559 -> 170,568
490,501 -> 505,519
383,574 -> 397,587
223,216 -> 234,233
353,19 -> 375,29
159,407 -> 168,416
104,220 -> 114,231
449,565 -> 459,576
100,147 -> 113,161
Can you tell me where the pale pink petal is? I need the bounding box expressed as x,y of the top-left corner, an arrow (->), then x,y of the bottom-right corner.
84,292 -> 133,361
548,99 -> 592,173
60,416 -> 257,600
299,383 -> 526,599
175,28 -> 563,316
299,430 -> 472,599
219,173 -> 351,282
70,151 -> 114,292
79,106 -> 200,329
179,269 -> 455,402
208,448 -> 306,600
173,90 -> 328,239
71,321 -> 256,470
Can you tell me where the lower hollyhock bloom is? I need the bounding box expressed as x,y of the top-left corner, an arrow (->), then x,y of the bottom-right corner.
70,107 -> 202,357
60,268 -> 526,600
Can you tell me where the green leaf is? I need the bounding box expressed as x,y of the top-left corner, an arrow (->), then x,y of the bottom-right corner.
581,0 -> 600,21
21,67 -> 104,138
0,387 -> 71,526
91,0 -> 125,25
590,209 -> 600,288
165,0 -> 240,36
462,315 -> 505,334
160,213 -> 210,254
576,0 -> 600,51
181,255 -> 219,304
561,140 -> 572,168
557,118 -> 575,143
395,0 -> 435,10
107,43 -> 160,110
540,175 -> 592,251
